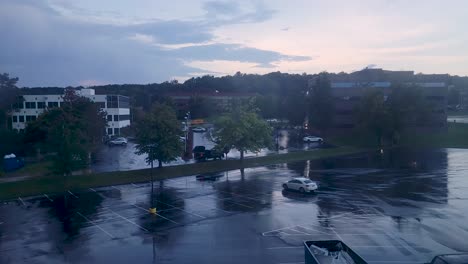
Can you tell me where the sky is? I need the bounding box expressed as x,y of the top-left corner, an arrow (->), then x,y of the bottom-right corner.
1,0 -> 467,87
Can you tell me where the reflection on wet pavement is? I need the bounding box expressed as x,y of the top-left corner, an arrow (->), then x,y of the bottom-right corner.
91,129 -> 322,173
1,148 -> 468,263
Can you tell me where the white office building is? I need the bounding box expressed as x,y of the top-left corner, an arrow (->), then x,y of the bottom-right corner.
10,88 -> 130,136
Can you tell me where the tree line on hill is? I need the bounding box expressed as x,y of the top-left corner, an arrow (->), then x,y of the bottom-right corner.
2,70 -> 468,177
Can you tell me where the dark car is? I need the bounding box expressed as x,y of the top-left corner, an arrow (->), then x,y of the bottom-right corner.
196,172 -> 224,181
193,146 -> 224,161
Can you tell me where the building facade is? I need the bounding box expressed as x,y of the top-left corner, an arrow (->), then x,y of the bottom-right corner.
324,69 -> 448,131
10,88 -> 130,136
330,81 -> 447,130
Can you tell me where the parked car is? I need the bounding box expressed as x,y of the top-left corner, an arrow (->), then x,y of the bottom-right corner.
192,127 -> 207,133
108,137 -> 128,146
196,172 -> 223,181
282,177 -> 318,193
193,146 -> 224,161
303,136 -> 323,143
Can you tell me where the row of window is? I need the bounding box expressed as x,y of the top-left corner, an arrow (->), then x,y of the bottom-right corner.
107,115 -> 130,122
12,115 -> 36,123
17,101 -> 110,109
13,114 -> 130,123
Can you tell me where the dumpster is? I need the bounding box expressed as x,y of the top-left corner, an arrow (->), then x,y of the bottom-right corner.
3,154 -> 25,172
304,240 -> 368,264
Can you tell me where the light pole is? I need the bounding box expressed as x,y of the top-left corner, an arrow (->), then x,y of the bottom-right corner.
184,111 -> 191,155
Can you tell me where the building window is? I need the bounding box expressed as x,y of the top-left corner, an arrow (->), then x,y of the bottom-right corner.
28,115 -> 36,122
114,128 -> 120,135
37,102 -> 46,109
118,95 -> 130,108
107,115 -> 112,122
119,114 -> 130,121
26,115 -> 37,122
48,102 -> 59,108
19,116 -> 25,122
106,95 -> 118,108
107,128 -> 113,135
25,102 -> 37,109
12,116 -> 18,122
114,115 -> 119,121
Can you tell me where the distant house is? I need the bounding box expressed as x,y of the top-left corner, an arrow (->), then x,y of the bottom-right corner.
9,88 -> 130,136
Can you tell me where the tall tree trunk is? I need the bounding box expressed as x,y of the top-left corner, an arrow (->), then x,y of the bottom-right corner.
240,150 -> 244,160
158,160 -> 163,168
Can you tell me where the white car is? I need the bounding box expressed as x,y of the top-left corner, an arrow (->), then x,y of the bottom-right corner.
108,137 -> 128,146
192,127 -> 207,133
303,136 -> 323,143
282,177 -> 318,193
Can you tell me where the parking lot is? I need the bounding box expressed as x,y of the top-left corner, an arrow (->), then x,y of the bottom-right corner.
1,148 -> 468,263
91,128 -> 320,173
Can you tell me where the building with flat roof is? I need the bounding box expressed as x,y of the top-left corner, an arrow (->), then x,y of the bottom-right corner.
10,88 -> 130,136
318,69 -> 448,131
329,80 -> 447,131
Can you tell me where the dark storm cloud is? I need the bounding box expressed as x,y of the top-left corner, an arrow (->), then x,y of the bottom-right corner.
0,0 -> 311,87
169,44 -> 312,67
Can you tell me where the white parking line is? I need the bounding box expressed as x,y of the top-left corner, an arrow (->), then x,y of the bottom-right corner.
89,188 -> 107,199
44,194 -> 53,202
108,208 -> 149,232
77,212 -> 114,239
350,197 -> 420,257
132,204 -> 178,224
18,197 -> 26,206
68,190 -> 78,198
154,200 -> 206,219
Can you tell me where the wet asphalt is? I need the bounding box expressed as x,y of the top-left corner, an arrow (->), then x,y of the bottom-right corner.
91,129 -> 320,173
1,148 -> 468,263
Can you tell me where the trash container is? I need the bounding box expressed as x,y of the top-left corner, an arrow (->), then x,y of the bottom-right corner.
3,154 -> 25,172
304,240 -> 368,264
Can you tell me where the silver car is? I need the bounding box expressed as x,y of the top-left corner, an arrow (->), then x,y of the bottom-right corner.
282,177 -> 318,193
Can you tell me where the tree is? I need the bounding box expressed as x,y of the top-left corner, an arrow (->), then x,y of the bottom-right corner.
134,103 -> 182,211
24,89 -> 107,176
355,89 -> 391,146
214,103 -> 272,160
134,103 -> 183,169
355,84 -> 430,147
0,73 -> 19,129
309,72 -> 334,130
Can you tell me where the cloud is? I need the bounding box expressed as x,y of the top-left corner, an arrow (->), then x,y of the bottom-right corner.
167,44 -> 312,67
0,0 -> 305,86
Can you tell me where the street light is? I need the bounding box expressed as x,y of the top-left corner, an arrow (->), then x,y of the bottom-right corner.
184,111 -> 191,154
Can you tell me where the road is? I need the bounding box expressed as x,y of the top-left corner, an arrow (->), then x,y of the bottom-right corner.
2,148 -> 466,263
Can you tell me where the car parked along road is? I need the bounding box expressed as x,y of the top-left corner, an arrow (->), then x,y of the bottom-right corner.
108,137 -> 128,146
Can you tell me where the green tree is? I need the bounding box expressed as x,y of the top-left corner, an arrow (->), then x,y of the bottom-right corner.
356,84 -> 430,147
0,73 -> 19,129
355,89 -> 391,146
134,103 -> 183,169
309,72 -> 334,130
214,103 -> 272,160
24,89 -> 107,176
134,103 -> 182,211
